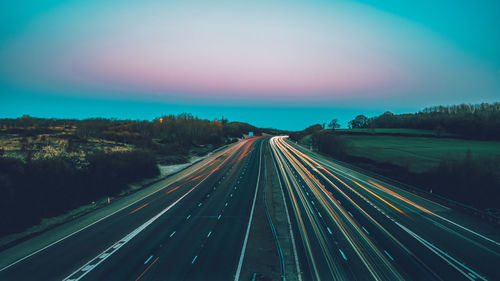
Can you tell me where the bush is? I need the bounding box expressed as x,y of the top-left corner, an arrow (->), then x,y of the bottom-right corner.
0,151 -> 159,236
312,131 -> 348,160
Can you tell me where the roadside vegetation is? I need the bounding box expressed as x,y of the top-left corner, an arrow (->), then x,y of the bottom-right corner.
0,151 -> 158,236
346,102 -> 500,140
0,114 -> 265,236
290,103 -> 500,212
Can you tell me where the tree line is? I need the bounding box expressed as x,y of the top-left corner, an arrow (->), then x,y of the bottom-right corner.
347,102 -> 500,140
0,113 -> 265,236
1,114 -> 261,159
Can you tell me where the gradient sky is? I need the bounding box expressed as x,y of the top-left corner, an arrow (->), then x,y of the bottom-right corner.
1,0 -> 499,130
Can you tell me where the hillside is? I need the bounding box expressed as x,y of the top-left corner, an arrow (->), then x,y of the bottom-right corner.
291,124 -> 500,212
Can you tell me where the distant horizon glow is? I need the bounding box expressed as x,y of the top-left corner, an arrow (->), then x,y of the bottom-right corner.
1,0 -> 499,129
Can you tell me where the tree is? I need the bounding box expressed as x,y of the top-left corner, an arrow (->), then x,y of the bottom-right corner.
327,119 -> 340,130
348,115 -> 369,129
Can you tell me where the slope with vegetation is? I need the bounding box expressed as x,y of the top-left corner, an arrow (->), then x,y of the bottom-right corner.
0,114 -> 262,236
290,103 -> 500,213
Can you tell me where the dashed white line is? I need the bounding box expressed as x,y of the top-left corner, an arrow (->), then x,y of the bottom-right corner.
191,256 -> 198,264
170,231 -> 176,238
362,227 -> 370,235
144,255 -> 153,264
339,249 -> 348,261
327,227 -> 333,235
384,250 -> 394,261
186,214 -> 191,220
207,231 -> 212,238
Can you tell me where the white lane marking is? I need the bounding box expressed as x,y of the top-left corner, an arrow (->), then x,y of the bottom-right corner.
339,249 -> 348,261
225,202 -> 228,207
61,146 -> 241,281
230,194 -> 233,197
186,214 -> 191,220
207,231 -> 212,238
191,256 -> 198,264
316,156 -> 499,246
362,227 -> 370,235
144,255 -> 153,264
317,212 -> 322,218
384,250 -> 394,261
217,214 -> 222,220
395,221 -> 487,281
348,211 -> 353,217
234,141 -> 263,281
327,227 -> 333,235
0,144 -> 243,273
469,273 -> 478,279
198,203 -> 202,207
170,231 -> 176,238
82,265 -> 93,272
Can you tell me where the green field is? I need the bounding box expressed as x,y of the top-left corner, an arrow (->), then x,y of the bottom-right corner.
338,135 -> 500,173
335,128 -> 456,137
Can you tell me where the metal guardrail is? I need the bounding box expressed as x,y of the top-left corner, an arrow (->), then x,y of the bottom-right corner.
263,146 -> 287,281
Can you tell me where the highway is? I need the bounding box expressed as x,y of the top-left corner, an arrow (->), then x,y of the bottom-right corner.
0,135 -> 499,281
269,136 -> 500,281
0,137 -> 265,281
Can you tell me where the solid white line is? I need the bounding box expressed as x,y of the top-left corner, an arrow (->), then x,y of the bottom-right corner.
234,141 -> 263,281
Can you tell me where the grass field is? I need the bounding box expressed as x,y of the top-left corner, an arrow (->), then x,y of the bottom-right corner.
338,135 -> 500,173
335,128 -> 457,137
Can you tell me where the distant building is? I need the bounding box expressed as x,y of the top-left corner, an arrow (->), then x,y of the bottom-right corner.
248,131 -> 254,137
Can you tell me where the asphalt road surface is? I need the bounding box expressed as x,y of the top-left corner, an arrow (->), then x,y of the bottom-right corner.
0,137 -> 265,281
269,136 -> 499,281
1,136 -> 499,281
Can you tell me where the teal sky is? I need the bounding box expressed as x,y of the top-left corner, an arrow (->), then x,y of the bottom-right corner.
1,0 -> 499,130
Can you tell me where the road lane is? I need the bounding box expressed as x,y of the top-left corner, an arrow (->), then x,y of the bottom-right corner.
0,137 -> 264,281
269,136 -> 500,281
2,135 -> 498,281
